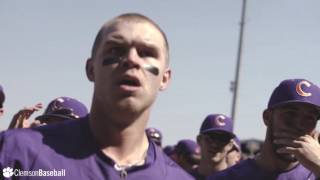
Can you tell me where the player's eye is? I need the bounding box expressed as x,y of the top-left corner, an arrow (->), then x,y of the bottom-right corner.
138,48 -> 157,58
108,46 -> 127,57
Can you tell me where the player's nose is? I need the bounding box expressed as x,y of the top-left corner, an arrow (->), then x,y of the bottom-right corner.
121,47 -> 141,69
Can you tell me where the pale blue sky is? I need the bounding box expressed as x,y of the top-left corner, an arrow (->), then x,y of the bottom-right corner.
0,0 -> 319,145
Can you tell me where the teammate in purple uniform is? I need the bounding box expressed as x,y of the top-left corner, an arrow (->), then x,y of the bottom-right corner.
191,114 -> 236,180
35,96 -> 88,125
0,85 -> 5,119
0,13 -> 194,179
146,127 -> 162,147
7,97 -> 88,129
208,79 -> 320,180
174,139 -> 201,173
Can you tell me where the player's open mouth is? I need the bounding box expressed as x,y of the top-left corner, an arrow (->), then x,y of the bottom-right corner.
117,76 -> 141,92
119,79 -> 140,86
119,76 -> 141,87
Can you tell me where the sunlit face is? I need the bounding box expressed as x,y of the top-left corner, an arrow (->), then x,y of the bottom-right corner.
86,20 -> 171,118
198,132 -> 233,163
266,103 -> 319,162
226,147 -> 241,167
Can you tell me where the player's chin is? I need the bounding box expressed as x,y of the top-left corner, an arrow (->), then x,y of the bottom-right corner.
119,96 -> 153,112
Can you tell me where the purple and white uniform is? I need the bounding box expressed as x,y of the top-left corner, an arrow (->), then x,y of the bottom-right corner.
207,159 -> 315,180
0,117 -> 194,180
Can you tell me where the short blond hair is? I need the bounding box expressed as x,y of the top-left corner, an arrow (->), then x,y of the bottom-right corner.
91,13 -> 169,64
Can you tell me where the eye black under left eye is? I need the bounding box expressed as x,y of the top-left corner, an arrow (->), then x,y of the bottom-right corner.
138,48 -> 156,58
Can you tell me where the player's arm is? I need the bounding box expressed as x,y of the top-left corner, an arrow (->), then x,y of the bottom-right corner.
8,103 -> 42,129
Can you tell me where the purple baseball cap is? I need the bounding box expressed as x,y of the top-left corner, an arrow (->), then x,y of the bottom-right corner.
268,79 -> 320,111
200,114 -> 235,137
0,85 -> 5,107
36,97 -> 88,122
175,139 -> 200,160
146,127 -> 162,146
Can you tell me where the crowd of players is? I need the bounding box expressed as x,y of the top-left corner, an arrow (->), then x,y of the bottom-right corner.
0,12 -> 319,180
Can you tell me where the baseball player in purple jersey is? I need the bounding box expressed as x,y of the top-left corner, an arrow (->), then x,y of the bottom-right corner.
35,96 -> 88,125
0,85 -> 5,119
0,13 -> 194,179
7,97 -> 88,129
208,79 -> 320,180
191,114 -> 236,180
145,127 -> 163,147
174,139 -> 201,174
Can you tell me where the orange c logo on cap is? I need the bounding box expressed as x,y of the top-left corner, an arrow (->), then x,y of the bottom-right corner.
215,115 -> 226,126
296,81 -> 312,97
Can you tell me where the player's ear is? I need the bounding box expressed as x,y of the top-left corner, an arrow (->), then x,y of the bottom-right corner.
86,58 -> 95,82
159,68 -> 171,91
263,109 -> 272,127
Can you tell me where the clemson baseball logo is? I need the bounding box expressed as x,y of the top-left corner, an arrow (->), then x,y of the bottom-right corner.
296,80 -> 312,97
52,97 -> 65,111
215,115 -> 226,126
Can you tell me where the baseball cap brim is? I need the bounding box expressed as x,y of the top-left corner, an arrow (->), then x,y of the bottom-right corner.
36,114 -> 75,122
201,129 -> 235,138
269,100 -> 320,118
270,100 -> 320,109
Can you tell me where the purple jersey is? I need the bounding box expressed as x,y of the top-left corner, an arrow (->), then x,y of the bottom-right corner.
190,167 -> 206,180
0,117 -> 194,180
207,159 -> 315,180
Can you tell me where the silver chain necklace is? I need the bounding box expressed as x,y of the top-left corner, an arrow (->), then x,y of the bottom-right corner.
113,150 -> 147,179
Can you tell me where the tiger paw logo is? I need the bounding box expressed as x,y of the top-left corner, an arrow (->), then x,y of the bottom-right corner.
2,167 -> 13,178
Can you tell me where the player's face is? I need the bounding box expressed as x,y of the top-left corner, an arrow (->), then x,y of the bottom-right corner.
198,132 -> 233,163
267,103 -> 319,162
226,147 -> 241,167
87,21 -> 170,115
